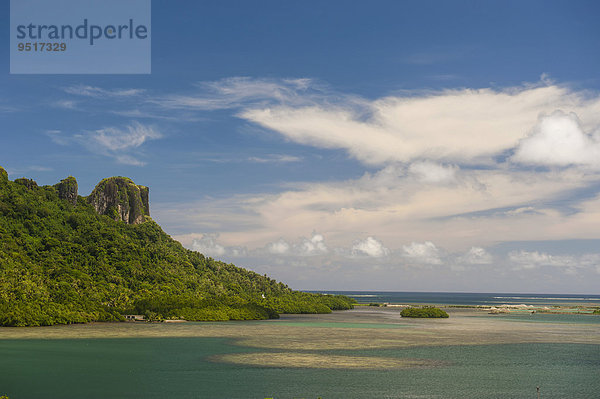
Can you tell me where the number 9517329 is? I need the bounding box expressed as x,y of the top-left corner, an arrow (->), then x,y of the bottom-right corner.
18,42 -> 66,52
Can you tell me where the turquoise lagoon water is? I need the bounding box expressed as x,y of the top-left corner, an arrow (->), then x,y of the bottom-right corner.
1,337 -> 598,399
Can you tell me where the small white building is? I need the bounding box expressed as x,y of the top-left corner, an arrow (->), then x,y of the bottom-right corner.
124,314 -> 145,321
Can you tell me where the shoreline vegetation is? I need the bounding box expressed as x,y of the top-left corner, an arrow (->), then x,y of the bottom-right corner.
400,306 -> 449,318
0,168 -> 355,327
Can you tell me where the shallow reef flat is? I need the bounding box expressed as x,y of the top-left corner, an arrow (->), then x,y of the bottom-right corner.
1,307 -> 598,347
214,352 -> 444,369
1,307 -> 599,371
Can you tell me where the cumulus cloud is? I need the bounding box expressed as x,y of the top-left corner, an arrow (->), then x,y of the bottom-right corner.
508,250 -> 554,269
267,238 -> 291,255
512,111 -> 600,168
459,247 -> 493,265
351,236 -> 390,257
258,233 -> 329,257
506,250 -> 600,274
402,241 -> 442,264
191,234 -> 226,257
297,233 -> 328,256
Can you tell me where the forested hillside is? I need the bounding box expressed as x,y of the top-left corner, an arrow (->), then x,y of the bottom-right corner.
0,167 -> 354,326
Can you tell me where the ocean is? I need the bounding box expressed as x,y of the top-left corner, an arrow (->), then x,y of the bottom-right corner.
315,291 -> 600,307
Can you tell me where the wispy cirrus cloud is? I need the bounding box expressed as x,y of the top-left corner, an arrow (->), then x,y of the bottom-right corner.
247,154 -> 302,163
53,100 -> 78,110
4,165 -> 53,177
152,77 -> 317,111
63,85 -> 145,98
47,122 -> 162,166
0,106 -> 19,113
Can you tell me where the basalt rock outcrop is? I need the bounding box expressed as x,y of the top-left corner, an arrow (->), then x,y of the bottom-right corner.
14,178 -> 38,190
54,176 -> 78,206
87,176 -> 149,225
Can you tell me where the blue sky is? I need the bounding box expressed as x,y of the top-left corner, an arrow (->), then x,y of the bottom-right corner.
2,1 -> 600,293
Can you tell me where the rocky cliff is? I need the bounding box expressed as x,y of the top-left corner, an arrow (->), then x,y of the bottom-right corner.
14,178 -> 39,190
87,176 -> 150,225
54,176 -> 78,206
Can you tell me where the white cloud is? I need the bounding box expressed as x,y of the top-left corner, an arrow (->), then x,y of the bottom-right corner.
507,250 -> 584,274
351,236 -> 389,257
113,155 -> 147,167
267,239 -> 291,255
402,241 -> 442,264
507,250 -> 600,272
459,247 -> 493,265
512,110 -> 600,168
159,164 -> 597,254
297,233 -> 328,256
191,234 -> 226,257
247,154 -> 302,163
256,233 -> 329,257
505,207 -> 537,217
49,122 -> 162,166
45,130 -> 70,145
154,77 -> 315,111
4,165 -> 53,176
409,161 -> 458,184
239,83 -> 600,165
83,122 -> 162,152
54,100 -> 77,109
0,103 -> 20,113
64,85 -> 145,98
